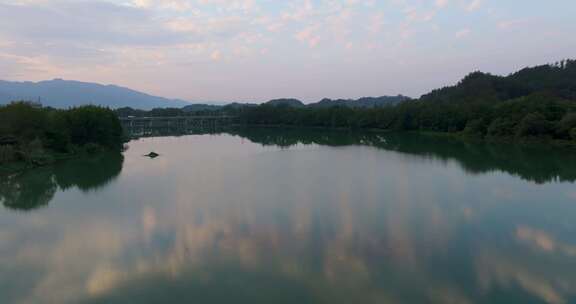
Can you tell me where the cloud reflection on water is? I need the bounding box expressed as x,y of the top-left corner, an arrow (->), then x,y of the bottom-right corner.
1,132 -> 576,303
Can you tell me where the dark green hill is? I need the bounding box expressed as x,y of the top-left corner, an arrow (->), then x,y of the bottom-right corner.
420,60 -> 576,105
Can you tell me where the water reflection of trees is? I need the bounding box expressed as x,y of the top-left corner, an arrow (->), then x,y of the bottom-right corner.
228,127 -> 576,184
0,169 -> 56,210
0,153 -> 123,211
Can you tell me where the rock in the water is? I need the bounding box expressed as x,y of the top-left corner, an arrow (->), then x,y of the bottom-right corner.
145,152 -> 159,158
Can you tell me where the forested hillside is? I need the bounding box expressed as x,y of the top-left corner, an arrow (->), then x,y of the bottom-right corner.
234,60 -> 576,143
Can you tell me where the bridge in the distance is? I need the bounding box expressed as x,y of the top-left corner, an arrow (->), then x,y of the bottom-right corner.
119,115 -> 236,137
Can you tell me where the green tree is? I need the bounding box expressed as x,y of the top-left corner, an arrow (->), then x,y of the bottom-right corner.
63,106 -> 123,150
487,118 -> 516,137
463,119 -> 487,137
555,113 -> 576,139
516,113 -> 552,138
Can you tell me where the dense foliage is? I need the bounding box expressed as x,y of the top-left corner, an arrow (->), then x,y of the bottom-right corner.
234,60 -> 576,142
0,102 -> 123,166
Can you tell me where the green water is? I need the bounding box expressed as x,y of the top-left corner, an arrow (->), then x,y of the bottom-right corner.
1,128 -> 576,304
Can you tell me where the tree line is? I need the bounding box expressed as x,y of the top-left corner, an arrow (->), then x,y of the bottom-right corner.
114,60 -> 576,143
233,60 -> 576,143
0,102 -> 123,167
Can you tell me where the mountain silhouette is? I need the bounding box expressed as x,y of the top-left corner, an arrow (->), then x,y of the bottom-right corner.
0,79 -> 190,109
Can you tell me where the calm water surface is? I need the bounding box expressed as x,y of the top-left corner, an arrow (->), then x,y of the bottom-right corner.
1,129 -> 576,304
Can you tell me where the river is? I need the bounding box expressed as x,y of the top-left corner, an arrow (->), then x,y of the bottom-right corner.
1,128 -> 576,304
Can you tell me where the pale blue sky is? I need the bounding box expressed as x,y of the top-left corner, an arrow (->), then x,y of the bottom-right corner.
0,0 -> 574,102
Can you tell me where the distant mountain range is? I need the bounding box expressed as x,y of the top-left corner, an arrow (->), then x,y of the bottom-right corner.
186,96 -> 409,112
0,79 -> 191,110
188,96 -> 409,111
0,78 -> 410,110
258,96 -> 410,108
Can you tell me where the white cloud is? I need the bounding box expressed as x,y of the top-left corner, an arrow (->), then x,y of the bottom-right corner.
368,12 -> 385,33
132,0 -> 192,11
435,0 -> 448,8
210,49 -> 222,61
282,0 -> 316,21
466,0 -> 482,12
455,28 -> 471,38
404,6 -> 436,23
498,19 -> 527,30
295,25 -> 321,47
131,0 -> 150,8
197,0 -> 259,13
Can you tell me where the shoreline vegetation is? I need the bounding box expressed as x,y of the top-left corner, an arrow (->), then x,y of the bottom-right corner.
229,60 -> 576,145
0,102 -> 123,175
117,60 -> 576,146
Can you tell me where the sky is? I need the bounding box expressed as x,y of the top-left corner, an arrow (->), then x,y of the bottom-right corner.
0,0 -> 575,103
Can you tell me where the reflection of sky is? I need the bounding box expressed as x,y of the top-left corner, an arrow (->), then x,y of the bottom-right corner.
1,134 -> 576,303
